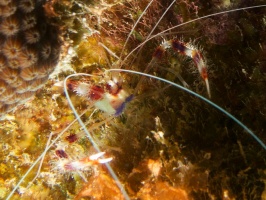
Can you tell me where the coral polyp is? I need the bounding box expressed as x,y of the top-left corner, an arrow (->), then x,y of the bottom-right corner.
1,0 -> 266,199
0,0 -> 61,118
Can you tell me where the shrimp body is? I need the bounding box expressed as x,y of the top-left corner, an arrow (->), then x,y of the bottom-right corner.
154,39 -> 210,97
66,79 -> 133,115
57,152 -> 113,172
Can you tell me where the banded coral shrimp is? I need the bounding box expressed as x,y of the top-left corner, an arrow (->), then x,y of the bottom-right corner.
3,0 -> 266,199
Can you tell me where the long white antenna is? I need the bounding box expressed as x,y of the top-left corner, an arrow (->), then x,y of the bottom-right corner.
108,68 -> 266,151
122,5 -> 266,63
63,73 -> 130,200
